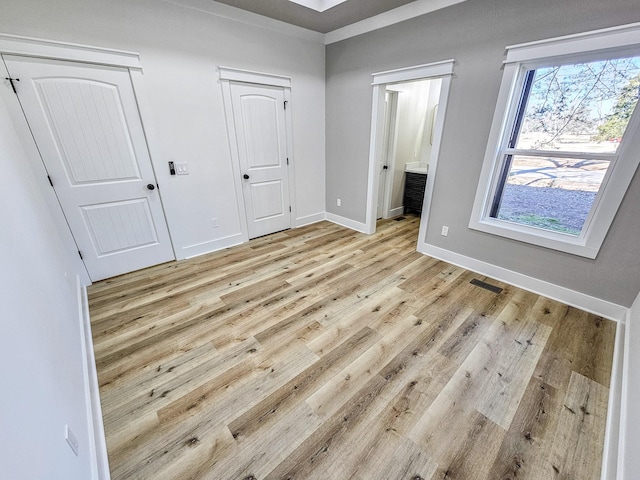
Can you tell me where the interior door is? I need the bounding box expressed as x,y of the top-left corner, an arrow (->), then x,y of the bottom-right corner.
377,91 -> 398,219
377,94 -> 391,219
230,81 -> 291,239
3,55 -> 174,281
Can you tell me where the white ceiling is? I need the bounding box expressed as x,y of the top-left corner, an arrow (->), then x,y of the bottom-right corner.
213,0 -> 419,33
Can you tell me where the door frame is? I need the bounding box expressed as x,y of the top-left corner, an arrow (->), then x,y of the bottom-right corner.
365,60 -> 455,246
219,66 -> 296,242
0,33 -> 176,285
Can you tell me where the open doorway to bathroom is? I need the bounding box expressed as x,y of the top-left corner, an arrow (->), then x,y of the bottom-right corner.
377,78 -> 442,220
365,60 -> 454,246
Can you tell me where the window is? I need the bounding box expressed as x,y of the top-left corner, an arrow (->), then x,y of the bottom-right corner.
470,23 -> 640,258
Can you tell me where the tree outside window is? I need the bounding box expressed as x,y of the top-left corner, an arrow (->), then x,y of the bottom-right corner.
491,56 -> 640,236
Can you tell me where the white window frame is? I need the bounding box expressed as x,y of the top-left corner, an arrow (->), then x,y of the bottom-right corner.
469,22 -> 640,259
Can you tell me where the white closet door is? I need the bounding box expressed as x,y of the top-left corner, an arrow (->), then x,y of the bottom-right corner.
4,55 -> 174,281
230,81 -> 291,239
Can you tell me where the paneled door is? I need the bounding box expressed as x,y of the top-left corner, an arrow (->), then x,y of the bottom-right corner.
3,55 -> 174,281
230,81 -> 291,239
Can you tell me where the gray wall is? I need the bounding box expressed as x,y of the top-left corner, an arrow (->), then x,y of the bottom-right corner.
326,0 -> 640,306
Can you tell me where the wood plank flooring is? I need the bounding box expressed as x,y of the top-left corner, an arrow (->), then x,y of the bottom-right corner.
88,216 -> 616,480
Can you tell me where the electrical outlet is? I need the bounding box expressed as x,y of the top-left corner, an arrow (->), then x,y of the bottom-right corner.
65,425 -> 79,456
441,225 -> 449,236
211,218 -> 219,228
337,198 -> 342,207
176,162 -> 189,175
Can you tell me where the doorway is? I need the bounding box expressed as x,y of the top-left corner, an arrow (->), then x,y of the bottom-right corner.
3,55 -> 175,281
366,60 -> 455,243
229,81 -> 291,239
220,67 -> 296,241
376,78 -> 442,220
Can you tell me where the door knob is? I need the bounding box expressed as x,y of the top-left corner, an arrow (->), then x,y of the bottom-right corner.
243,174 -> 250,179
147,183 -> 155,190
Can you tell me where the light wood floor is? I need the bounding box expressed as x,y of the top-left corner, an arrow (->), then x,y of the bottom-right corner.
89,216 -> 616,480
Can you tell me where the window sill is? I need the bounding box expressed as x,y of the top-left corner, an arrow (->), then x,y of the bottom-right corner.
468,217 -> 599,259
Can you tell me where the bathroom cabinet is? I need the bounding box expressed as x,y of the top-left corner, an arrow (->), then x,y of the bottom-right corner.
403,171 -> 427,214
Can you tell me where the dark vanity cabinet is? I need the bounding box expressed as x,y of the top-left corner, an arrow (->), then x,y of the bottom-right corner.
403,172 -> 427,214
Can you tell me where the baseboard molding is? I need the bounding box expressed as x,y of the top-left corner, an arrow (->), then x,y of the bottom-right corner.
419,243 -> 628,322
601,315 -> 626,480
295,212 -> 326,227
78,278 -> 111,480
386,206 -> 404,218
325,212 -> 370,234
617,296 -> 640,480
182,232 -> 246,260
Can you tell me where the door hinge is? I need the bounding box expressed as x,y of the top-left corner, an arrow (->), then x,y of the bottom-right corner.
5,77 -> 20,94
78,251 -> 83,260
47,175 -> 54,187
284,100 -> 288,110
289,206 -> 292,212
286,158 -> 289,165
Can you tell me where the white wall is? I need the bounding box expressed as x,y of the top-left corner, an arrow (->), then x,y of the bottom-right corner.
0,93 -> 94,478
0,0 -> 325,477
0,0 -> 326,260
419,79 -> 442,167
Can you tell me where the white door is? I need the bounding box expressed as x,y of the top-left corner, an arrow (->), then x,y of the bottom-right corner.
4,55 -> 174,281
377,91 -> 398,219
230,82 -> 291,239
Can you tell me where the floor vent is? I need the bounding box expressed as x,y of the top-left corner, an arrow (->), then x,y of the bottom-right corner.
470,278 -> 503,294
394,216 -> 406,221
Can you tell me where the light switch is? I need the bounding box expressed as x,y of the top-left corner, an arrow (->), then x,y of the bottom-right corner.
176,163 -> 189,175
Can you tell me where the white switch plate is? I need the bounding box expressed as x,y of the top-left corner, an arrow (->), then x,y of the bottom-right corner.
337,198 -> 342,207
176,162 -> 189,175
211,218 -> 219,228
441,226 -> 449,236
65,425 -> 79,456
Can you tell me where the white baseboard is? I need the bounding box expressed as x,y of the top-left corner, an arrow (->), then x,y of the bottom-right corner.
617,295 -> 640,480
419,243 -> 627,322
295,212 -> 326,227
601,317 -> 626,480
386,206 -> 405,218
182,232 -> 246,260
78,277 -> 111,480
326,212 -> 370,234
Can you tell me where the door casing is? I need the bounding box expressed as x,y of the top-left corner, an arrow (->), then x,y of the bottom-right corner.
219,67 -> 296,242
367,60 -> 455,247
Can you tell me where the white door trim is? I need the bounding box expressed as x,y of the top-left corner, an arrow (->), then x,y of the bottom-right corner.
0,32 -> 142,69
366,59 -> 455,236
219,66 -> 296,241
219,66 -> 292,88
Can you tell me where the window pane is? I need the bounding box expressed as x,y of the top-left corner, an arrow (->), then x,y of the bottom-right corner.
493,155 -> 610,235
515,57 -> 640,154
